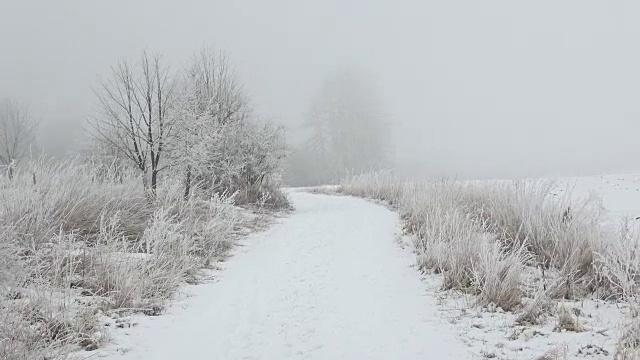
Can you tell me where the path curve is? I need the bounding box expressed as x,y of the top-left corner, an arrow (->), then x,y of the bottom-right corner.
98,192 -> 470,360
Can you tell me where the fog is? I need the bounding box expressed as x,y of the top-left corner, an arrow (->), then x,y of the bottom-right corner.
2,0 -> 640,180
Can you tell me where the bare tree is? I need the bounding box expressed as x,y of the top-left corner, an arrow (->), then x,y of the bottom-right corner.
89,51 -> 175,194
0,99 -> 39,179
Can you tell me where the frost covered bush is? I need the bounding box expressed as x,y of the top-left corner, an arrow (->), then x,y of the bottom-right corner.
170,48 -> 290,209
173,113 -> 289,208
210,120 -> 288,208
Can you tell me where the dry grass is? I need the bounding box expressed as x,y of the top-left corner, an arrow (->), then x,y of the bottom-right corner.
340,170 -> 407,207
532,345 -> 568,360
594,219 -> 640,301
459,180 -> 602,299
0,159 -> 261,358
553,305 -> 585,332
472,241 -> 530,311
615,307 -> 640,359
341,171 -> 632,313
342,173 -> 528,311
0,161 -> 150,252
342,171 -> 640,358
0,289 -> 100,359
515,291 -> 554,326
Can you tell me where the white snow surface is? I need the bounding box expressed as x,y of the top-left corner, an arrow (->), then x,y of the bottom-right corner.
95,192 -> 470,360
557,173 -> 640,219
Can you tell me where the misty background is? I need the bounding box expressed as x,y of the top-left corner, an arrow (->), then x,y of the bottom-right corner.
2,0 -> 639,181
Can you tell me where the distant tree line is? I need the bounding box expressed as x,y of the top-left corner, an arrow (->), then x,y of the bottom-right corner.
285,68 -> 392,186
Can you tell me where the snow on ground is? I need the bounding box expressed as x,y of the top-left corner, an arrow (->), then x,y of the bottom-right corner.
556,173 -> 640,220
91,192 -> 470,360
416,265 -> 623,360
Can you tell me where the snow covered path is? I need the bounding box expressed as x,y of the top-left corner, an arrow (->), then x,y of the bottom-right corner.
99,192 -> 470,360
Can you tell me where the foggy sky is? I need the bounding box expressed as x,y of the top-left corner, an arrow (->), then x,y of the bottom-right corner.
2,0 -> 640,180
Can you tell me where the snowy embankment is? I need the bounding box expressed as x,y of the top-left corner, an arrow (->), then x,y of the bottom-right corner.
94,192 -> 469,360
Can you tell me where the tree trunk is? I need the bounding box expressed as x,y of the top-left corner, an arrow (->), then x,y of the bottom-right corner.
151,169 -> 158,196
141,168 -> 149,192
183,166 -> 192,201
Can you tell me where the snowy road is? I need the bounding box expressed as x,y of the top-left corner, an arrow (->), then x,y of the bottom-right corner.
98,192 -> 470,360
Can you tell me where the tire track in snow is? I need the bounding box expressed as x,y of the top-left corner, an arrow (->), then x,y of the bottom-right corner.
96,192 -> 470,360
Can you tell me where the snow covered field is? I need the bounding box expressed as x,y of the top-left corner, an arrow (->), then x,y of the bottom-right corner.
90,174 -> 640,360
557,174 -> 640,220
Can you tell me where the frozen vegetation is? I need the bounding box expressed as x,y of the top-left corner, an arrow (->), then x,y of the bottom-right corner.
339,172 -> 640,360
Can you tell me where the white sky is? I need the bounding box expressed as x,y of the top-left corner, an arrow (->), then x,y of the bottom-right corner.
2,0 -> 640,179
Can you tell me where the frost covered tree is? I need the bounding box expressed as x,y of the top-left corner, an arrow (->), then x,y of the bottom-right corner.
89,52 -> 175,194
172,48 -> 287,205
290,68 -> 391,185
0,99 -> 39,179
172,48 -> 250,199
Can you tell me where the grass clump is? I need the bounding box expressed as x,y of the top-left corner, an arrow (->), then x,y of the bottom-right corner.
616,310 -> 640,360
